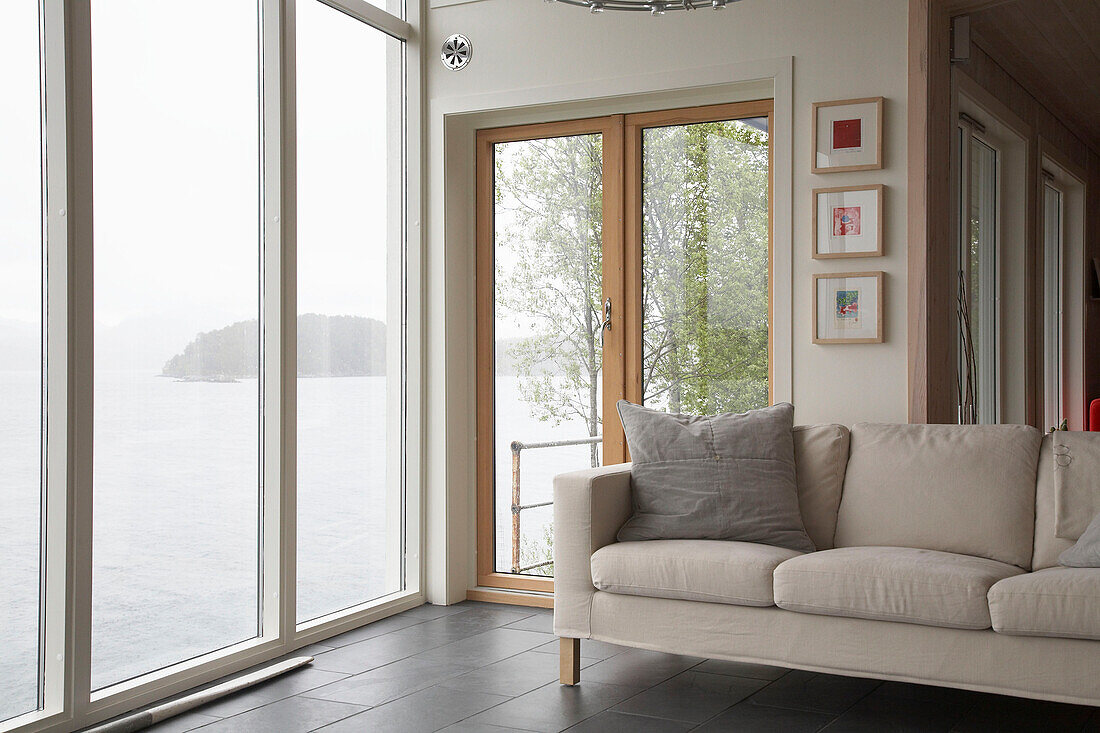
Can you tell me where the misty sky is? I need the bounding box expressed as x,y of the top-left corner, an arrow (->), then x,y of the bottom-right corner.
0,0 -> 395,349
0,1 -> 41,326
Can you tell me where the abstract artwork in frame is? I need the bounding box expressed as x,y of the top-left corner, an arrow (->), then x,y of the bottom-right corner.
813,184 -> 884,259
813,271 -> 884,344
812,97 -> 884,173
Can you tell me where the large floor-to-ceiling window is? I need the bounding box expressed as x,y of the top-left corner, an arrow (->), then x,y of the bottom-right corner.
475,102 -> 773,593
295,0 -> 405,624
90,0 -> 264,690
0,1 -> 418,731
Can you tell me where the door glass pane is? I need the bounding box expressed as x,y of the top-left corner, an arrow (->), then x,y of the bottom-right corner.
641,118 -> 770,414
0,0 -> 44,721
91,0 -> 262,690
1042,184 -> 1063,430
961,138 -> 998,425
296,0 -> 404,623
492,134 -> 604,578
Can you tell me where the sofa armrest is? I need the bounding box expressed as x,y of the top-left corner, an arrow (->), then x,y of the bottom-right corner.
553,462 -> 633,638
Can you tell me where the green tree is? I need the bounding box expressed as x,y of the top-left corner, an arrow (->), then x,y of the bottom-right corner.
642,120 -> 770,414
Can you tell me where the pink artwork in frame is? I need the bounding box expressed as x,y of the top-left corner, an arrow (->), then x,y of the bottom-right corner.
832,206 -> 862,236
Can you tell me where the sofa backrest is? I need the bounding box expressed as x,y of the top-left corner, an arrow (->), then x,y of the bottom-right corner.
1032,431 -> 1100,569
792,424 -> 850,550
833,423 -> 1042,569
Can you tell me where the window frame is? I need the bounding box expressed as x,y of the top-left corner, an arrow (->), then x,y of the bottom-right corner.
473,100 -> 774,598
3,0 -> 421,731
1037,140 -> 1088,432
956,117 -> 1002,426
1041,178 -> 1064,431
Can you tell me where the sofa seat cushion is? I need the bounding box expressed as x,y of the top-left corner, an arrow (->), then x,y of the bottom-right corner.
988,567 -> 1100,640
773,546 -> 1023,629
590,539 -> 801,607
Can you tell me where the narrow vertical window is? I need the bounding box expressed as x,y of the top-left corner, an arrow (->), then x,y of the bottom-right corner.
1042,182 -> 1063,430
0,0 -> 45,722
295,0 -> 405,623
90,1 -> 263,689
958,136 -> 998,425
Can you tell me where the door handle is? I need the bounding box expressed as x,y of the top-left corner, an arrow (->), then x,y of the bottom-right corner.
599,298 -> 612,343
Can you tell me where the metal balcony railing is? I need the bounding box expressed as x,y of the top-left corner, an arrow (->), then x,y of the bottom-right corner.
509,435 -> 602,574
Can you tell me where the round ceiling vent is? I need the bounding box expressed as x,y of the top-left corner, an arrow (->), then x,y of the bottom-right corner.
441,34 -> 472,71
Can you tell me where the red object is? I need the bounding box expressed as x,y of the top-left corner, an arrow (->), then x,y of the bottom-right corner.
1090,399 -> 1100,432
832,206 -> 862,236
832,118 -> 863,150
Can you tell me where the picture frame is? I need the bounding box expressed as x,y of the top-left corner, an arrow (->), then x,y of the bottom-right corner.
812,97 -> 884,173
813,184 -> 884,259
813,271 -> 884,344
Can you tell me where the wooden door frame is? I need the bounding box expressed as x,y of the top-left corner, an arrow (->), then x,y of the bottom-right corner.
474,99 -> 775,597
474,115 -> 625,593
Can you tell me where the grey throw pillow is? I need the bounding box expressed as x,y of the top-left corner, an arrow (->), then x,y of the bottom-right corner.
616,400 -> 815,553
1059,511 -> 1100,568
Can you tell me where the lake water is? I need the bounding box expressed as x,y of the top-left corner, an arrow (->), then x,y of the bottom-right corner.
0,371 -> 587,723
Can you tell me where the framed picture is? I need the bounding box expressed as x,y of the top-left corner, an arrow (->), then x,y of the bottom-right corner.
813,184 -> 884,259
813,271 -> 884,344
812,97 -> 884,173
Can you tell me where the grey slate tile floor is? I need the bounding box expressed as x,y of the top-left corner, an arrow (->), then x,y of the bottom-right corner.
101,602 -> 1098,733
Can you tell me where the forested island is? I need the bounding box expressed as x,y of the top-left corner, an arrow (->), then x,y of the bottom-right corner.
162,314 -> 386,379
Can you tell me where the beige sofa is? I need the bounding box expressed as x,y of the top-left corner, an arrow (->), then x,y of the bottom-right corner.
552,423 -> 1100,706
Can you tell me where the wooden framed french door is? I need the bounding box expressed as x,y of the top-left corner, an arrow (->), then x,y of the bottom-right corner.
475,100 -> 774,597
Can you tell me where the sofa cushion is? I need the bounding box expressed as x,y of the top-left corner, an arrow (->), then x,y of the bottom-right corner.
1032,435 -> 1075,569
792,424 -> 850,550
988,567 -> 1100,640
834,423 -> 1041,568
773,546 -> 1023,629
1052,431 -> 1100,539
615,401 -> 815,553
590,539 -> 801,607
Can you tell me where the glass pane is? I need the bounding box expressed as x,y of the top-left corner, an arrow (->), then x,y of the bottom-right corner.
1043,184 -> 1062,430
963,139 -> 998,424
296,0 -> 404,623
493,134 -> 604,577
0,0 -> 44,722
91,0 -> 261,690
641,118 -> 770,414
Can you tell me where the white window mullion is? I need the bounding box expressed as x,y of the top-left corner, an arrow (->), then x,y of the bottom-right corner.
264,0 -> 297,642
401,0 -> 422,599
58,0 -> 96,725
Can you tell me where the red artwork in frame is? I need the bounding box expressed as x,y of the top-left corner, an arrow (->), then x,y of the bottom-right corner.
831,118 -> 862,151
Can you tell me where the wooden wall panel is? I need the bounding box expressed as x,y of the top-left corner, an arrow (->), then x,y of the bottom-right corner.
908,0 -> 957,423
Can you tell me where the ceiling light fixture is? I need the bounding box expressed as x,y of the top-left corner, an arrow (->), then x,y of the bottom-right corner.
548,0 -> 741,11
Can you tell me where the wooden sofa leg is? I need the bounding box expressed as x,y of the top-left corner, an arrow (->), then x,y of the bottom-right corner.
560,638 -> 580,685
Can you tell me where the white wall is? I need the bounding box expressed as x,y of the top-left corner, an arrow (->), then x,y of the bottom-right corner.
422,0 -> 910,602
